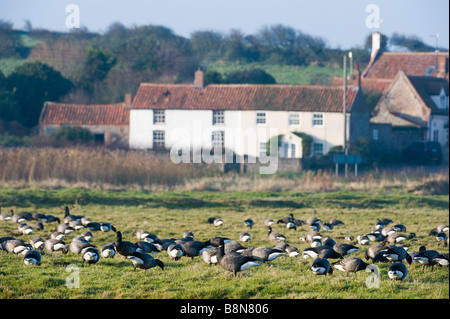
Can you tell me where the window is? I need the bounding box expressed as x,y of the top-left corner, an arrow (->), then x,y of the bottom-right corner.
425,66 -> 435,76
288,112 -> 300,126
372,129 -> 379,141
291,144 -> 296,158
256,112 -> 266,125
313,143 -> 324,156
282,143 -> 289,158
440,94 -> 447,109
212,131 -> 224,147
213,110 -> 224,125
259,142 -> 267,157
312,113 -> 324,127
433,130 -> 439,142
153,110 -> 165,124
153,130 -> 165,148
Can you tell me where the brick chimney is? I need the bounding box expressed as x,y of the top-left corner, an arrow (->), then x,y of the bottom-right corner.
194,68 -> 204,89
436,55 -> 449,79
371,32 -> 381,59
353,63 -> 362,88
124,93 -> 132,106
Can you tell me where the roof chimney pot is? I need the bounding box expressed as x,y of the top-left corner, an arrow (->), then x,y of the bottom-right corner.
194,68 -> 204,89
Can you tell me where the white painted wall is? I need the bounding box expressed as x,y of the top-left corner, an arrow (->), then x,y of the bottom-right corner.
428,115 -> 449,147
129,109 -> 349,157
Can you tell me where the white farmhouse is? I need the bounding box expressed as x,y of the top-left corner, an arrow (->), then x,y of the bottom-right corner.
129,70 -> 370,160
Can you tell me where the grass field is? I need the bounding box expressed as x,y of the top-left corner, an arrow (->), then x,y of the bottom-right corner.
0,187 -> 448,300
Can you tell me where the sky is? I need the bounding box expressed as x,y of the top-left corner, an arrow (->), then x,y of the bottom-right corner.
1,0 -> 449,49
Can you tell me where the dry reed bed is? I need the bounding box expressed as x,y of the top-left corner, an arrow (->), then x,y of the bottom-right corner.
0,147 -> 448,194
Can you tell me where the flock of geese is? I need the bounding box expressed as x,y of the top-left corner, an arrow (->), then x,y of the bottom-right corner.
0,207 -> 449,280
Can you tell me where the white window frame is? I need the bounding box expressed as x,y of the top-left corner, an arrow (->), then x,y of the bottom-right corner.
259,142 -> 267,157
312,113 -> 324,127
212,130 -> 225,147
256,112 -> 267,125
288,112 -> 301,126
153,130 -> 165,149
291,144 -> 296,158
153,110 -> 165,124
213,110 -> 225,125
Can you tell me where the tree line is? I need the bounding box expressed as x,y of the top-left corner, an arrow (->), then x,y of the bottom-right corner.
0,20 -> 445,131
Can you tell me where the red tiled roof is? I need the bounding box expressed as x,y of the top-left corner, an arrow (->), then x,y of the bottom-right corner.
332,77 -> 392,94
40,102 -> 129,126
131,84 -> 361,113
363,52 -> 449,79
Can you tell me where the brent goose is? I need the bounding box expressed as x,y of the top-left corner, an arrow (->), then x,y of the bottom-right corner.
3,239 -> 32,254
436,232 -> 448,245
0,208 -> 12,221
244,219 -> 255,229
135,241 -> 160,254
44,238 -> 68,254
311,257 -> 333,275
127,252 -> 164,271
101,242 -> 116,258
100,223 -> 116,232
115,231 -> 140,257
277,214 -> 294,225
392,224 -> 406,232
329,219 -> 344,226
81,246 -> 100,264
264,219 -> 275,226
30,236 -> 45,250
214,238 -> 261,276
241,247 -> 285,262
332,257 -> 370,275
357,234 -> 370,245
383,245 -> 413,264
333,243 -> 359,256
239,232 -> 252,242
180,240 -> 210,259
201,247 -> 219,266
413,248 -> 440,270
23,250 -> 42,266
388,262 -> 408,281
167,243 -> 184,261
267,226 -> 286,242
302,246 -> 343,260
432,253 -> 449,267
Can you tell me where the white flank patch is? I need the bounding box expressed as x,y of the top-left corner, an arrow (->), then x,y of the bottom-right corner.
102,249 -> 115,258
211,256 -> 218,264
24,258 -> 38,265
311,266 -> 326,274
127,256 -> 144,265
435,258 -> 449,266
34,241 -> 45,250
360,239 -> 370,245
24,229 -> 33,235
240,261 -> 260,271
268,252 -> 284,261
56,234 -> 65,240
346,248 -> 359,254
54,243 -> 66,251
14,246 -> 29,254
241,235 -> 251,242
289,251 -> 300,257
170,249 -> 183,258
388,270 -> 403,280
333,264 -> 345,272
395,237 -> 406,242
303,251 -> 317,259
414,257 -> 429,264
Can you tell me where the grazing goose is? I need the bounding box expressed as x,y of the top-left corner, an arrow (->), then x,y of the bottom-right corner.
277,214 -> 294,225
311,258 -> 333,275
249,247 -> 286,262
214,239 -> 261,276
115,231 -> 140,257
381,228 -> 396,237
81,216 -> 92,226
333,243 -> 359,257
11,211 -> 32,224
183,231 -> 194,240
0,208 -> 12,221
81,231 -> 93,242
45,215 -> 60,224
303,246 -> 343,260
69,236 -> 91,254
311,239 -> 322,248
285,246 -> 300,257
0,236 -> 16,250
374,220 -> 384,230
167,243 -> 184,261
50,231 -> 65,241
180,240 -> 210,260
264,219 -> 275,226
306,216 -> 321,226
85,222 -> 101,231
23,250 -> 42,266
239,232 -> 252,242
136,230 -> 159,243
392,224 -> 406,232
322,237 -> 336,248
18,223 -> 34,235
267,226 -> 286,242
365,243 -> 388,261
436,232 -> 447,245
201,247 -> 219,266
135,241 -> 160,254
432,253 -> 449,267
34,222 -> 44,231
383,233 -> 415,245
367,232 -> 386,242
101,242 -> 116,258
127,252 -> 164,271
30,236 -> 45,250
244,219 -> 255,229
44,238 -> 68,254
345,235 -> 354,241
413,248 -> 440,269
100,223 -> 116,233
322,223 -> 334,231
357,234 -> 370,246
332,257 -> 370,275
309,222 -> 321,231
306,231 -> 323,243
388,263 -> 408,281
286,221 -> 297,230
55,224 -> 75,235
224,241 -> 247,253
81,246 -> 100,264
68,220 -> 84,230
207,236 -> 231,247
329,219 -> 344,226
4,239 -> 32,254
63,206 -> 84,223
383,245 -> 413,264
207,217 -> 223,226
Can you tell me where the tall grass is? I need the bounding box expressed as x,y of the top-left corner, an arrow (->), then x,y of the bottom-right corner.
0,147 -> 206,189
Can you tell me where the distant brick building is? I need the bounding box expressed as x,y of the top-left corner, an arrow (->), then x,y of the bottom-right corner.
39,95 -> 131,146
